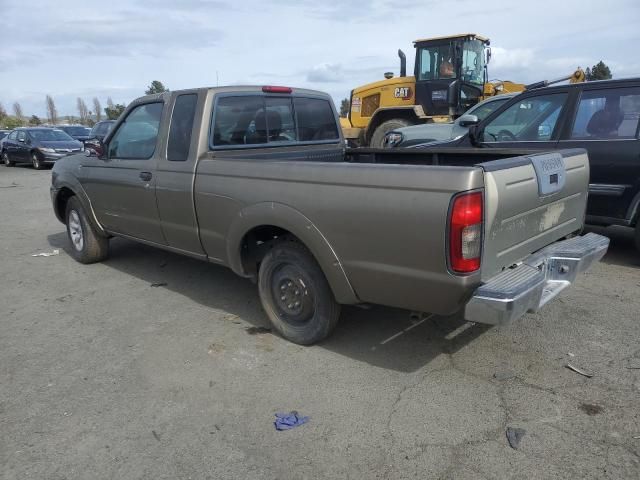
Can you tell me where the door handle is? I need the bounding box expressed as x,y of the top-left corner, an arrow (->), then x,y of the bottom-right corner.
139,171 -> 152,181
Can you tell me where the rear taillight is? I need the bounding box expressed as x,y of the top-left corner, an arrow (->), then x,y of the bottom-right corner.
449,191 -> 483,274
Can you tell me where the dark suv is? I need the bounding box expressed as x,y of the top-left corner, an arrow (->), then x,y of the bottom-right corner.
2,128 -> 83,169
57,125 -> 92,143
412,78 -> 640,250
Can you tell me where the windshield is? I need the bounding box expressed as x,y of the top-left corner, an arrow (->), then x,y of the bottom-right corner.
29,129 -> 75,142
461,39 -> 486,86
61,126 -> 91,136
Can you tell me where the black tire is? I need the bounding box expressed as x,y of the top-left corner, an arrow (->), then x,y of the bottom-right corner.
31,151 -> 45,170
2,151 -> 14,167
369,118 -> 414,148
258,239 -> 340,345
634,222 -> 640,253
65,196 -> 109,264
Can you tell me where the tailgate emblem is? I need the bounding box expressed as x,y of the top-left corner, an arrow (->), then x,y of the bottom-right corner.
530,153 -> 566,196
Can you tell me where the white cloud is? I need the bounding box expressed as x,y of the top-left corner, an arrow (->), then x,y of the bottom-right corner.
0,0 -> 639,116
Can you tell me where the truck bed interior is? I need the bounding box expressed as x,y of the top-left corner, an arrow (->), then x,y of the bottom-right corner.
345,147 -> 543,167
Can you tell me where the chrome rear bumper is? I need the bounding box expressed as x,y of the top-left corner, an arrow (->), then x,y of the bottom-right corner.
465,233 -> 609,325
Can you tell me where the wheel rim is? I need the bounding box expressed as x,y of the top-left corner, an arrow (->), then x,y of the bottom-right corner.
2,153 -> 8,165
269,263 -> 315,326
68,210 -> 84,251
32,154 -> 40,169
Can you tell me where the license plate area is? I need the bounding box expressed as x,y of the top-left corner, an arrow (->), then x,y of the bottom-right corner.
530,153 -> 566,196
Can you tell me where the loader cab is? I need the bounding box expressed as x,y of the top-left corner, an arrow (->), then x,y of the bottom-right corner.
414,34 -> 489,118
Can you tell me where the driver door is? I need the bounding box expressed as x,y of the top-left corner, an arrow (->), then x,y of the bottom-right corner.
478,92 -> 570,150
82,102 -> 166,244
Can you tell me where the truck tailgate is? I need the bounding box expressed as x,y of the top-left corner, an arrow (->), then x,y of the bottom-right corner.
479,149 -> 589,280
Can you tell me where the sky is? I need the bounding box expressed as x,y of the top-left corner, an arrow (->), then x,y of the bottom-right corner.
1,0 -> 639,118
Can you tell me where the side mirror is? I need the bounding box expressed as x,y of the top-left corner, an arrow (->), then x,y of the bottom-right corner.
468,125 -> 480,146
458,114 -> 479,127
85,139 -> 106,158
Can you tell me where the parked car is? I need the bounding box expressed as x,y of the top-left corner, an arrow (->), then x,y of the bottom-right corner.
50,85 -> 607,344
89,120 -> 115,142
57,125 -> 92,143
384,93 -> 517,148
2,127 -> 83,169
84,120 -> 116,153
410,78 -> 640,250
0,130 -> 11,152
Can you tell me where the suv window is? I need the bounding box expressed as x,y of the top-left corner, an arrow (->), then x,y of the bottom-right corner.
168,94 -> 198,161
571,87 -> 640,139
483,93 -> 568,142
8,131 -> 17,140
17,131 -> 26,142
294,97 -> 339,141
108,103 -> 163,159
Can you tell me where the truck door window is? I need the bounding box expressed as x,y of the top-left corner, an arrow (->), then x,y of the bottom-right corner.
418,45 -> 455,80
571,87 -> 640,139
483,93 -> 567,142
108,103 -> 163,160
167,94 -> 197,161
294,97 -> 339,141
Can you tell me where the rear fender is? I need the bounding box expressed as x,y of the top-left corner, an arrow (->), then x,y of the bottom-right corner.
225,202 -> 359,305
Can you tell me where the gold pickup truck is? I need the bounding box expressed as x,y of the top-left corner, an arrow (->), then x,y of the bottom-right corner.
50,86 -> 608,344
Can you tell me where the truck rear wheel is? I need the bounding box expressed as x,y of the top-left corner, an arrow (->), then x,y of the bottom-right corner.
65,196 -> 109,264
369,118 -> 414,148
635,222 -> 640,252
258,239 -> 340,345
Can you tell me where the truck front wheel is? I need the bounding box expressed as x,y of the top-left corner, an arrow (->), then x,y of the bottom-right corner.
65,196 -> 109,264
258,239 -> 341,345
369,118 -> 414,148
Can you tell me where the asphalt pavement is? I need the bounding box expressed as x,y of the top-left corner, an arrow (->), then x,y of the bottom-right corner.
1,166 -> 639,479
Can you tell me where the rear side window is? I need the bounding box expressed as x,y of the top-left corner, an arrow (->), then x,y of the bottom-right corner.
571,87 -> 640,139
168,94 -> 197,161
294,97 -> 340,141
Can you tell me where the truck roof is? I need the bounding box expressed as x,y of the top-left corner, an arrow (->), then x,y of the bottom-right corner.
130,86 -> 333,107
413,33 -> 489,44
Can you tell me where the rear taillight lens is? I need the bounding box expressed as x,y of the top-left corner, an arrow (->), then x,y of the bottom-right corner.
449,191 -> 483,273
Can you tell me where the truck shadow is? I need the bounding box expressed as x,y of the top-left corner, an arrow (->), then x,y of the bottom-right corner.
47,232 -> 490,373
585,225 -> 639,269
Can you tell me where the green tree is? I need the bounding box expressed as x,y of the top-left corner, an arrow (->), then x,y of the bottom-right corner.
586,61 -> 612,81
0,102 -> 7,122
104,103 -> 126,120
339,98 -> 350,117
3,116 -> 24,129
145,80 -> 169,95
29,115 -> 42,126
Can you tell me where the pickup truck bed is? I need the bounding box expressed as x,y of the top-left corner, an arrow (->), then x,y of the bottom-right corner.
50,86 -> 609,344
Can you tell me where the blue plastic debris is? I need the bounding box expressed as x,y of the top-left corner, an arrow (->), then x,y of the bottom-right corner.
274,411 -> 309,431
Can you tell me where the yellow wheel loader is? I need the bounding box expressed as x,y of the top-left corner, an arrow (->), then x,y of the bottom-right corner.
342,33 -> 585,147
